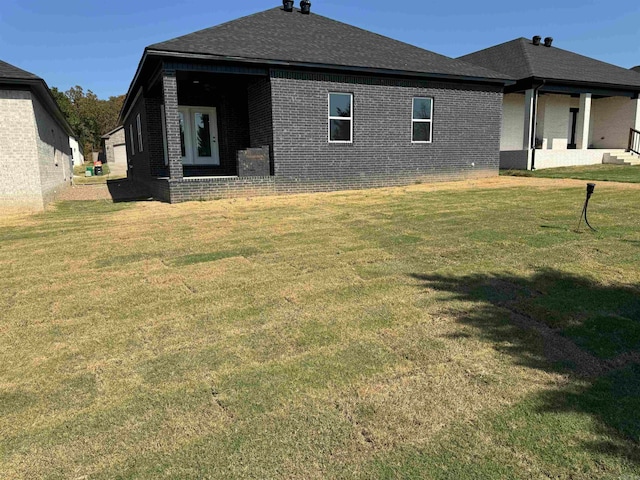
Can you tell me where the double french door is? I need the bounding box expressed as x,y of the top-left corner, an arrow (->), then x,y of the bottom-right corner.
178,107 -> 220,165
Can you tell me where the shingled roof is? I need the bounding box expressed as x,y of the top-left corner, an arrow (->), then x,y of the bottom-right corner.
0,59 -> 74,135
0,59 -> 41,81
146,7 -> 507,81
459,37 -> 640,90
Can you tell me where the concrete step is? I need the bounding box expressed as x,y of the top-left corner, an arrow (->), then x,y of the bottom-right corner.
603,152 -> 640,165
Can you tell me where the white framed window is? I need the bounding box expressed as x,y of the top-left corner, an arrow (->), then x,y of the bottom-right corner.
129,124 -> 135,155
328,92 -> 353,143
160,105 -> 168,166
136,114 -> 143,152
412,97 -> 433,143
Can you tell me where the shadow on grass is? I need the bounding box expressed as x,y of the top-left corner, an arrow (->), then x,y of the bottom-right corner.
106,178 -> 153,203
412,269 -> 640,462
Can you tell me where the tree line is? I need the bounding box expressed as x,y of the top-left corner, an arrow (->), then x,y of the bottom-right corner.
51,86 -> 125,159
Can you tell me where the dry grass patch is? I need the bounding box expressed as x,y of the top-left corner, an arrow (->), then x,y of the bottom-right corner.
1,179 -> 639,478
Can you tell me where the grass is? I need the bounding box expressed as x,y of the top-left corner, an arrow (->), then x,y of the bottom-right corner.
502,164 -> 640,183
1,179 -> 640,478
73,162 -> 126,185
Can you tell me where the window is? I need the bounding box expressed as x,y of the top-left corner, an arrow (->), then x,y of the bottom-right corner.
129,124 -> 135,155
412,97 -> 433,143
136,114 -> 143,152
329,93 -> 352,143
160,105 -> 168,165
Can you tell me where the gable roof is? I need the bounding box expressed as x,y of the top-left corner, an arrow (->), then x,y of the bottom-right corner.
0,59 -> 41,80
146,7 -> 508,81
0,59 -> 74,136
459,37 -> 640,90
101,125 -> 124,139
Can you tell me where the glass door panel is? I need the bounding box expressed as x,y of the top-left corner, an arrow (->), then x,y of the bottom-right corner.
193,109 -> 220,165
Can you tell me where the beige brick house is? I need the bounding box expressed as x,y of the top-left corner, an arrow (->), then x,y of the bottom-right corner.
0,59 -> 74,212
101,125 -> 128,176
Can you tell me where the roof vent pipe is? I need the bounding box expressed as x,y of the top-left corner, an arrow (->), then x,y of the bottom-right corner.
532,36 -> 541,46
544,37 -> 554,47
300,0 -> 311,14
283,0 -> 294,11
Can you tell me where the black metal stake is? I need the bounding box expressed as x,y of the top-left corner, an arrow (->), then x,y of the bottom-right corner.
577,183 -> 597,232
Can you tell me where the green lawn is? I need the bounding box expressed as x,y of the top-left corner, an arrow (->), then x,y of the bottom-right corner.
502,164 -> 640,183
1,180 -> 639,479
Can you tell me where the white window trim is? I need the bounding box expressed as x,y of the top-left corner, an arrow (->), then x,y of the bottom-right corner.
136,114 -> 144,152
129,124 -> 135,155
160,105 -> 168,166
328,92 -> 353,144
411,97 -> 433,144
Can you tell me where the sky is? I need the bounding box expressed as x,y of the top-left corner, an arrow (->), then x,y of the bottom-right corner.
1,0 -> 639,99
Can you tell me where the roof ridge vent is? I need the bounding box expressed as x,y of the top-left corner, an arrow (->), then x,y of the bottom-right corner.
544,37 -> 553,47
300,0 -> 311,14
532,36 -> 541,46
283,0 -> 294,12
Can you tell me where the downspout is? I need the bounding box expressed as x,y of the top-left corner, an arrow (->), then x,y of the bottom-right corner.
530,80 -> 545,170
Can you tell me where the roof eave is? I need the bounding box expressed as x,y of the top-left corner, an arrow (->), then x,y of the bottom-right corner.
1,77 -> 75,136
146,48 -> 514,85
120,48 -> 513,120
119,50 -> 150,124
102,125 -> 124,138
507,76 -> 640,95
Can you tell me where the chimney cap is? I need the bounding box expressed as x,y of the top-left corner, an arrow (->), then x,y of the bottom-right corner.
300,0 -> 311,14
532,35 -> 541,46
544,36 -> 554,47
282,0 -> 294,11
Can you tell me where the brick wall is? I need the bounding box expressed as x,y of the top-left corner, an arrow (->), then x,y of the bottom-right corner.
0,89 -> 42,210
31,92 -> 72,206
126,68 -> 503,203
269,70 -> 502,190
145,97 -> 167,177
124,91 -> 151,180
248,77 -> 274,147
0,89 -> 71,211
216,88 -> 250,176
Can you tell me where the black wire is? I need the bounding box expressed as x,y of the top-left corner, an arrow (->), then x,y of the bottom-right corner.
583,199 -> 597,232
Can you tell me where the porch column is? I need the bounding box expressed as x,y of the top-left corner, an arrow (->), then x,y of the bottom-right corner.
523,89 -> 535,169
575,93 -> 592,150
162,69 -> 183,179
633,97 -> 640,131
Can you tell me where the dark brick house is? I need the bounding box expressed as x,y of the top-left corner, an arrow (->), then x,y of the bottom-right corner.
120,3 -> 510,203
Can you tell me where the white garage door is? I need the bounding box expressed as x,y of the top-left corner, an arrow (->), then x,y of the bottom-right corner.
111,144 -> 128,176
114,144 -> 127,164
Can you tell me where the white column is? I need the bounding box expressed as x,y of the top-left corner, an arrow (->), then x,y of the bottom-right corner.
575,93 -> 592,150
633,97 -> 640,131
523,89 -> 535,170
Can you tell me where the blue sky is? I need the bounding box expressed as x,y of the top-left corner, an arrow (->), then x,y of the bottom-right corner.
1,0 -> 639,99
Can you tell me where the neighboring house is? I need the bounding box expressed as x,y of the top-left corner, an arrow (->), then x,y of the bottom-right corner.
101,125 -> 128,176
0,59 -> 74,211
69,136 -> 85,167
460,37 -> 640,170
119,3 -> 510,203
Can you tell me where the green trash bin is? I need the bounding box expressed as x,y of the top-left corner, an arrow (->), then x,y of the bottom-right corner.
85,166 -> 94,177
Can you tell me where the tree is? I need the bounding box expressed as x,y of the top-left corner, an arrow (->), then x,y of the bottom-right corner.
51,86 -> 125,159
